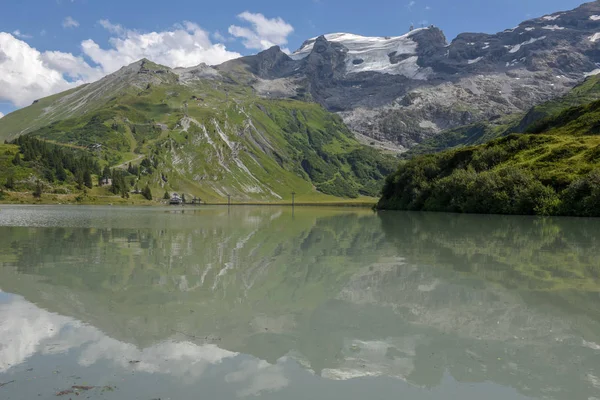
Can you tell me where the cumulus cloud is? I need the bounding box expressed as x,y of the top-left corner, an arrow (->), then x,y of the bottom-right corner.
228,12 -> 294,51
0,33 -> 80,107
0,21 -> 241,108
83,20 -> 241,73
63,16 -> 80,28
0,112 -> 4,119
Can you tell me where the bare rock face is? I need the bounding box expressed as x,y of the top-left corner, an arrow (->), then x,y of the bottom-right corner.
220,1 -> 600,150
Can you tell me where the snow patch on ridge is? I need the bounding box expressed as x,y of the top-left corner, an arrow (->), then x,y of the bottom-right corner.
290,30 -> 432,79
585,68 -> 600,77
542,15 -> 561,21
508,36 -> 546,53
542,25 -> 564,31
590,33 -> 600,42
468,57 -> 483,64
590,15 -> 600,21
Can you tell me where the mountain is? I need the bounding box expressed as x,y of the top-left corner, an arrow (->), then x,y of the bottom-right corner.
404,73 -> 600,157
214,1 -> 600,150
0,60 -> 396,202
2,1 -> 600,201
4,2 -> 600,155
376,75 -> 600,216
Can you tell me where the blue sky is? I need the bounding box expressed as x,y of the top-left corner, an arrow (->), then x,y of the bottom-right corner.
0,0 -> 587,115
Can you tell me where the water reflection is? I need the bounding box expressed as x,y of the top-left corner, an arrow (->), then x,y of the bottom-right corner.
0,206 -> 599,399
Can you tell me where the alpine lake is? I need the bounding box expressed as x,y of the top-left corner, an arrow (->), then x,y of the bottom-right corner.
0,205 -> 599,400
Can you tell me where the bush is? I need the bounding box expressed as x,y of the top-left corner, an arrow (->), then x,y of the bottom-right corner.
33,181 -> 43,198
142,185 -> 153,201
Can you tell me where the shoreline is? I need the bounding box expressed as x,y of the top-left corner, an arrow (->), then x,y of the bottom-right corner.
0,193 -> 376,208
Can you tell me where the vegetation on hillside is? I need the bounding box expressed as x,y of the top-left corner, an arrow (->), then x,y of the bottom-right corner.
378,95 -> 600,216
0,60 -> 395,202
403,74 -> 600,158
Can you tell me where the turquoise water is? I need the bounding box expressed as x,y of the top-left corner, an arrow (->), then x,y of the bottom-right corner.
0,205 -> 599,399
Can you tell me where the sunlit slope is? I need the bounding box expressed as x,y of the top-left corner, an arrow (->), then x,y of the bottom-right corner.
0,60 -> 395,201
378,77 -> 600,216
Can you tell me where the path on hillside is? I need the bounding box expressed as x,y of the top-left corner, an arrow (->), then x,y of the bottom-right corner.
114,154 -> 144,169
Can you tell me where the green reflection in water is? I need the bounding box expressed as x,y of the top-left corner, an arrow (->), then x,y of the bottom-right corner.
0,206 -> 599,399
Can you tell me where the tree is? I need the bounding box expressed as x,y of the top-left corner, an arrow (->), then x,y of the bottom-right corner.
33,181 -> 43,198
5,176 -> 15,190
142,185 -> 153,201
163,190 -> 170,200
102,165 -> 111,179
12,152 -> 22,166
56,164 -> 67,182
84,170 -> 93,189
76,170 -> 84,190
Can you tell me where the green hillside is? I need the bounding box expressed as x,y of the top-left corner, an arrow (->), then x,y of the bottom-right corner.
404,74 -> 600,157
378,85 -> 600,216
0,60 -> 395,203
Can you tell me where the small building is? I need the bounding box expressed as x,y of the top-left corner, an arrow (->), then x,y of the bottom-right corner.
169,193 -> 183,205
99,177 -> 112,187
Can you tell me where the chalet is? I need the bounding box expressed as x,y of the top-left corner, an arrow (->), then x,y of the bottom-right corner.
169,193 -> 183,205
99,177 -> 112,186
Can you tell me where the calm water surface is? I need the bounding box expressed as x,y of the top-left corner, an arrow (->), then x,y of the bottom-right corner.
0,205 -> 599,400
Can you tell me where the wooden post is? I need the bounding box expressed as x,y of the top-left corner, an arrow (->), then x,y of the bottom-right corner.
291,192 -> 296,207
227,194 -> 231,207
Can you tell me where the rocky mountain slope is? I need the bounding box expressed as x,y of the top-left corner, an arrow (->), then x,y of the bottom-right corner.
0,60 -> 395,201
219,1 -> 600,150
4,2 -> 600,154
404,73 -> 600,156
377,75 -> 600,216
2,1 -> 600,201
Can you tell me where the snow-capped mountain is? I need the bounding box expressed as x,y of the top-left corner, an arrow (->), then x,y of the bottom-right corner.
219,1 -> 600,150
3,2 -> 600,153
290,30 -> 432,80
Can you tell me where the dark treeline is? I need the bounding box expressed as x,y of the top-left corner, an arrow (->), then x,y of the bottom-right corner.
12,136 -> 101,187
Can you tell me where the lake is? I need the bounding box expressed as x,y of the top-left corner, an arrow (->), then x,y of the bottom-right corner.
0,205 -> 599,400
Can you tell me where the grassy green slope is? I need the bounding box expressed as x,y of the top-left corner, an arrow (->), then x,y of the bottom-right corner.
0,60 -> 395,202
404,74 -> 600,157
378,93 -> 600,216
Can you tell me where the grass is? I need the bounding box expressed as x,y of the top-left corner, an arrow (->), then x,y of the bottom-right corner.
404,74 -> 600,158
378,80 -> 600,216
0,59 -> 396,204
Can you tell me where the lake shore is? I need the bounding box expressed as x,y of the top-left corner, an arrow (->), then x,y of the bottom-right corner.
0,191 -> 376,208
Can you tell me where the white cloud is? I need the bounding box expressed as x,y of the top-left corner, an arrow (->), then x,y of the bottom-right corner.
407,1 -> 416,9
0,295 -> 238,378
226,359 -> 289,397
12,30 -> 32,39
228,12 -> 294,51
0,112 -> 4,119
84,20 -> 241,74
212,30 -> 231,42
62,16 -> 80,28
98,19 -> 125,36
0,21 -> 241,109
0,33 -> 80,107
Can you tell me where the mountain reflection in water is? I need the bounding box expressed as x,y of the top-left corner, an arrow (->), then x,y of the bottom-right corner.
0,206 -> 599,399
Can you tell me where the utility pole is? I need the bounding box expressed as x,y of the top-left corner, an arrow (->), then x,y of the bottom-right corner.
291,191 -> 296,207
227,194 -> 231,207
